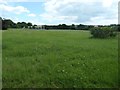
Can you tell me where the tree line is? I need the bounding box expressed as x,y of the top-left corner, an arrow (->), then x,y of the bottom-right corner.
0,17 -> 119,31
0,17 -> 34,30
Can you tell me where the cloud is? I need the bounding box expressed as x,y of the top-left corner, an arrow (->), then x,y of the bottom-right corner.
85,16 -> 117,25
28,13 -> 36,17
0,0 -> 44,2
42,0 -> 118,25
0,0 -> 8,4
0,0 -> 118,25
102,0 -> 113,7
40,14 -> 78,22
5,16 -> 45,25
0,4 -> 30,14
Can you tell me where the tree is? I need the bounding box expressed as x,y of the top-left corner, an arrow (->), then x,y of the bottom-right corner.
21,22 -> 28,28
0,17 -> 2,30
2,19 -> 8,30
4,19 -> 14,28
58,24 -> 69,29
118,24 -> 120,31
70,24 -> 76,30
32,24 -> 37,29
27,22 -> 32,26
17,22 -> 22,28
27,22 -> 32,29
17,22 -> 28,28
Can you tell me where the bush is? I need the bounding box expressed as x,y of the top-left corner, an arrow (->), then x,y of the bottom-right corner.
2,20 -> 8,30
90,27 -> 117,38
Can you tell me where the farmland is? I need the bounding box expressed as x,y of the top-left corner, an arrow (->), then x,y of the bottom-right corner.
2,29 -> 118,88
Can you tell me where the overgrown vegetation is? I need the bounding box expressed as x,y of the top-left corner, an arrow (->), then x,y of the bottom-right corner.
3,30 -> 118,88
90,27 -> 117,38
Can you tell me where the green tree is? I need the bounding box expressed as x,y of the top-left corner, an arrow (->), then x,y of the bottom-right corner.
27,22 -> 32,29
2,19 -> 8,30
70,24 -> 75,30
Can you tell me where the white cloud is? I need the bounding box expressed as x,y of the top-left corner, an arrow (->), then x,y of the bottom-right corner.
0,0 -> 8,4
102,0 -> 113,7
42,0 -> 119,25
0,4 -> 30,14
26,19 -> 45,25
85,16 -> 118,25
40,14 -> 78,21
28,13 -> 36,17
5,16 -> 45,25
1,0 -> 119,25
0,0 -> 44,2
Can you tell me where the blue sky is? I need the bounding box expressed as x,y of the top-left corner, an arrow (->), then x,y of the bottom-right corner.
13,2 -> 45,15
0,0 -> 119,25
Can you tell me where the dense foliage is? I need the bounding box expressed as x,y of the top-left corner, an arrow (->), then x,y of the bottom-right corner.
0,17 -> 119,31
90,27 -> 117,38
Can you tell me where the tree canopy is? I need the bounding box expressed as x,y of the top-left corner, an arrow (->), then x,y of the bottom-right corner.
0,17 -> 119,31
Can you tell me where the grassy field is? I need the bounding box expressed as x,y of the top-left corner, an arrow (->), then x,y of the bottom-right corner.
2,29 -> 118,88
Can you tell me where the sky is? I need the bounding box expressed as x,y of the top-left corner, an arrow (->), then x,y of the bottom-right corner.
0,0 -> 119,25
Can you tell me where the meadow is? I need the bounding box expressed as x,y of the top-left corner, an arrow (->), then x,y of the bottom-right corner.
2,29 -> 118,88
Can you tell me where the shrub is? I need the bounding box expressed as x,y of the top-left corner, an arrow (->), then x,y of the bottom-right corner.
90,27 -> 117,38
2,20 -> 8,30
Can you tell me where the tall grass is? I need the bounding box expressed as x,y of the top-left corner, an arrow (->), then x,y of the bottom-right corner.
2,30 -> 118,88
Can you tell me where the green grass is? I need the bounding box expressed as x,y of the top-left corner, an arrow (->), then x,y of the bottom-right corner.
2,29 -> 118,88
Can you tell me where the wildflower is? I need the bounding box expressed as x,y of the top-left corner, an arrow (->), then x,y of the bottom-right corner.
62,70 -> 65,72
